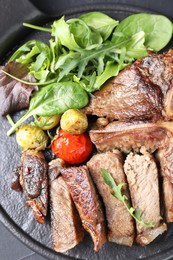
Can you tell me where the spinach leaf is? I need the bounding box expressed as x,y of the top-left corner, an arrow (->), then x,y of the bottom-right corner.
7,82 -> 89,136
67,18 -> 103,49
79,12 -> 119,40
115,13 -> 173,51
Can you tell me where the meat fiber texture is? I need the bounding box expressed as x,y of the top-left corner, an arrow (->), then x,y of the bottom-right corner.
87,151 -> 134,246
84,50 -> 173,121
124,151 -> 167,246
50,176 -> 84,252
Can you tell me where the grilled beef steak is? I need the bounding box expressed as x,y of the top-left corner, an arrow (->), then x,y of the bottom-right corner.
83,65 -> 162,121
61,166 -> 107,251
162,177 -> 173,222
157,140 -> 173,222
87,151 -> 134,246
89,121 -> 172,153
20,150 -> 48,224
83,50 -> 173,121
157,139 -> 173,183
124,152 -> 167,246
50,175 -> 84,252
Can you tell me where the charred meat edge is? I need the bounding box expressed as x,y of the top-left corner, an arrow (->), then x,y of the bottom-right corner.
61,165 -> 107,252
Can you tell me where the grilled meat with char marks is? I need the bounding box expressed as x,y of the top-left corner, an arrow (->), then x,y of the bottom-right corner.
87,151 -> 135,246
83,50 -> 173,121
61,165 -> 107,252
124,151 -> 167,246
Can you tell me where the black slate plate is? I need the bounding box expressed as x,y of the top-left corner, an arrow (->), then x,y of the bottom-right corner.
1,3 -> 173,260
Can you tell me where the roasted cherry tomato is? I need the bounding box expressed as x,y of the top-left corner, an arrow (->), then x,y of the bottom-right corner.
51,130 -> 93,165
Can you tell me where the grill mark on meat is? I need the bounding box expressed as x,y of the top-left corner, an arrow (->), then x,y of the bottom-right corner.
61,166 -> 107,251
89,121 -> 171,153
124,152 -> 167,246
50,176 -> 84,252
20,150 -> 48,224
83,65 -> 162,121
87,151 -> 134,246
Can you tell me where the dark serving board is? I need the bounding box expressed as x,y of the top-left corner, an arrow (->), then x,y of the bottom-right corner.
0,1 -> 173,259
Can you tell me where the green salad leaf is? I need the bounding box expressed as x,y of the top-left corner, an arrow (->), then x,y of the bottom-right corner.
7,82 -> 88,136
100,168 -> 155,227
115,13 -> 173,51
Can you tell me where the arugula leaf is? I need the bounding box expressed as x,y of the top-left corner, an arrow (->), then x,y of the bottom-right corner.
7,82 -> 88,136
100,168 -> 155,227
51,17 -> 80,51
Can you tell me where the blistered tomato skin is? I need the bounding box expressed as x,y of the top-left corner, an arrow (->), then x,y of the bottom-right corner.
51,130 -> 93,165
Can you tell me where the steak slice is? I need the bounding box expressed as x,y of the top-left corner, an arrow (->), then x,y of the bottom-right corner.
50,176 -> 84,252
124,152 -> 167,246
136,49 -> 173,95
20,150 -> 48,224
89,121 -> 171,153
61,166 -> 107,251
83,64 -> 162,121
162,177 -> 173,222
87,151 -> 134,246
157,139 -> 173,183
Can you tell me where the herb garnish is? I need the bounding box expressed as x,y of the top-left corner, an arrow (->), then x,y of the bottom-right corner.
100,168 -> 155,227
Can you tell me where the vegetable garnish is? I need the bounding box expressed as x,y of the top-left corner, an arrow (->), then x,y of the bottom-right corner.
1,12 -> 172,135
100,168 -> 155,227
51,129 -> 93,165
7,82 -> 89,136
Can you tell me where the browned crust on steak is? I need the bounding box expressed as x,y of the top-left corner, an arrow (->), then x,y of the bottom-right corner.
87,151 -> 135,246
61,166 -> 107,251
89,121 -> 171,153
50,176 -> 84,252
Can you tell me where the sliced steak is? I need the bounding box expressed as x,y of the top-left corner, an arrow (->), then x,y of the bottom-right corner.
162,176 -> 173,222
157,139 -> 173,183
20,150 -> 48,224
50,176 -> 84,252
124,152 -> 167,246
89,121 -> 171,153
61,166 -> 107,251
83,64 -> 162,121
87,151 -> 134,246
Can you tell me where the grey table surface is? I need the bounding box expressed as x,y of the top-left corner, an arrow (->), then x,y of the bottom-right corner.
0,0 -> 173,260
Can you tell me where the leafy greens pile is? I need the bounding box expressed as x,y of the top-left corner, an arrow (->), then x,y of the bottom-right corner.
4,12 -> 173,135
